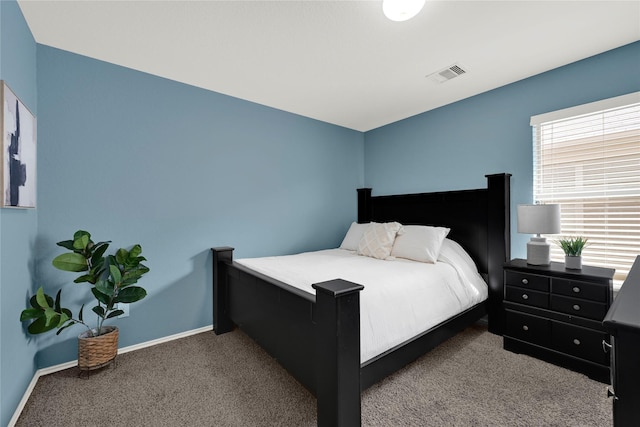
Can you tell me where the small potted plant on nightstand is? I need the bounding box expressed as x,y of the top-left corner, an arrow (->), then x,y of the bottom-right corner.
556,236 -> 589,270
19,230 -> 150,371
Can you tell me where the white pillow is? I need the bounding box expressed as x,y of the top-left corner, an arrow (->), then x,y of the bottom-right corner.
339,222 -> 370,251
390,225 -> 450,263
357,222 -> 403,260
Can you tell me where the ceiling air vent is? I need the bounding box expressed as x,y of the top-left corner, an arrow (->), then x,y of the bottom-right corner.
427,64 -> 467,84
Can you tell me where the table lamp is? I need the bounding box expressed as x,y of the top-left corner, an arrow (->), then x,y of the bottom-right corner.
517,204 -> 561,265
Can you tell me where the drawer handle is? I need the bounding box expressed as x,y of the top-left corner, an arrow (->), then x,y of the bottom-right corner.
522,294 -> 529,300
522,278 -> 529,285
572,286 -> 581,293
573,339 -> 581,346
522,325 -> 529,331
602,340 -> 612,353
573,304 -> 580,311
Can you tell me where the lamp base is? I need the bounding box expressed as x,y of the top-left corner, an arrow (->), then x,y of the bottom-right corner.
527,237 -> 551,265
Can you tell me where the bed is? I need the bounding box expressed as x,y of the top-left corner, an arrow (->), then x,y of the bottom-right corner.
211,173 -> 511,426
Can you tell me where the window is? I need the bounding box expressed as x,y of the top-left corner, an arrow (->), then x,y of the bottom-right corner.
530,92 -> 640,284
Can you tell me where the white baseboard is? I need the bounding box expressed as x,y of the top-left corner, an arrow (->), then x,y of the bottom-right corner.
8,325 -> 213,427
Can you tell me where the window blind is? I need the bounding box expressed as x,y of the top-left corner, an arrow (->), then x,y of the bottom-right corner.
530,92 -> 640,284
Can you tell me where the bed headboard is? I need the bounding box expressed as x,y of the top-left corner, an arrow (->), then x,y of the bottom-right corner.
357,173 -> 511,335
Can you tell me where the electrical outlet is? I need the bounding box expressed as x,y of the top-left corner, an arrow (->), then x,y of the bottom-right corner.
116,303 -> 129,318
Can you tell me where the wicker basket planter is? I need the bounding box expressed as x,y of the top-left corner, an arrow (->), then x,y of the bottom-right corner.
78,326 -> 119,370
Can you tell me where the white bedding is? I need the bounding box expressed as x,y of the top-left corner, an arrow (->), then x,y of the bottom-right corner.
236,239 -> 488,363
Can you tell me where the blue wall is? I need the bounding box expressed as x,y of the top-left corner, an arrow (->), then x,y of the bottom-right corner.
35,45 -> 364,367
364,41 -> 640,258
0,1 -> 38,426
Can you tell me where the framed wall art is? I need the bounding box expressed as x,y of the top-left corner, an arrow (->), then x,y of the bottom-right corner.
1,81 -> 37,208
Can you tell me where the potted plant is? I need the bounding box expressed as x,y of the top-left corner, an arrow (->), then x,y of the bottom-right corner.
556,236 -> 589,269
19,230 -> 150,370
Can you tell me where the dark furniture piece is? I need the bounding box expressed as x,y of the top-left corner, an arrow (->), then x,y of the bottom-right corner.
603,255 -> 640,427
503,258 -> 614,383
212,173 -> 511,427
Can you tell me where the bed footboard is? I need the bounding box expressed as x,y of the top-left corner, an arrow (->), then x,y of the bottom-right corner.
212,247 -> 364,427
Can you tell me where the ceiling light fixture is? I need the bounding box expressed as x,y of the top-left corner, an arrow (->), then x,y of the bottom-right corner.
383,0 -> 426,22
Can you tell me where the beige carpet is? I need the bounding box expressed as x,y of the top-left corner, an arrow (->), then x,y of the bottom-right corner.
16,325 -> 611,426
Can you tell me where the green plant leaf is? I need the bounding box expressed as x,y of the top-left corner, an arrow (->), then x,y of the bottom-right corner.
109,264 -> 122,284
115,286 -> 147,304
115,248 -> 128,265
123,255 -> 146,269
73,230 -> 89,239
107,309 -> 124,319
52,252 -> 88,272
29,292 -> 53,309
20,308 -> 43,321
122,265 -> 149,286
129,244 -> 142,259
43,307 -> 59,325
73,274 -> 93,283
73,233 -> 90,251
55,321 -> 76,335
79,304 -> 84,322
40,310 -> 62,332
87,257 -> 107,284
95,240 -> 111,250
93,255 -> 106,270
91,288 -> 111,305
95,279 -> 115,296
92,305 -> 106,318
35,287 -> 50,309
54,290 -> 62,312
27,316 -> 56,334
90,241 -> 110,265
56,239 -> 75,251
105,254 -> 117,271
127,256 -> 147,268
58,311 -> 70,326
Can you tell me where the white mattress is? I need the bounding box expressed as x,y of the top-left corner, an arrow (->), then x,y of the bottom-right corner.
236,239 -> 488,363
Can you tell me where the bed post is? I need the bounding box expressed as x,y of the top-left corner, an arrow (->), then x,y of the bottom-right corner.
357,188 -> 372,223
211,247 -> 235,335
312,279 -> 364,427
485,173 -> 511,336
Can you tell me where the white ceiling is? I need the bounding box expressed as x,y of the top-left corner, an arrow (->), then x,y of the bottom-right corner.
17,0 -> 640,132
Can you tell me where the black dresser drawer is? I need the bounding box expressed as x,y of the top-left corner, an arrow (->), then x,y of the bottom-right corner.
505,271 -> 550,292
506,310 -> 551,347
505,286 -> 549,309
550,294 -> 608,321
552,278 -> 607,302
551,322 -> 609,365
503,259 -> 614,382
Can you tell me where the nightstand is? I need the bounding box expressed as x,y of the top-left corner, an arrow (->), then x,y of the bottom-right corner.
503,258 -> 614,383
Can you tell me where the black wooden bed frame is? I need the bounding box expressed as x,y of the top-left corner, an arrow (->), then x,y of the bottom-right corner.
212,173 -> 511,426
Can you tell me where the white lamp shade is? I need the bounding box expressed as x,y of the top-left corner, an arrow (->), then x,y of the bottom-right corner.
517,204 -> 561,235
383,0 -> 426,21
